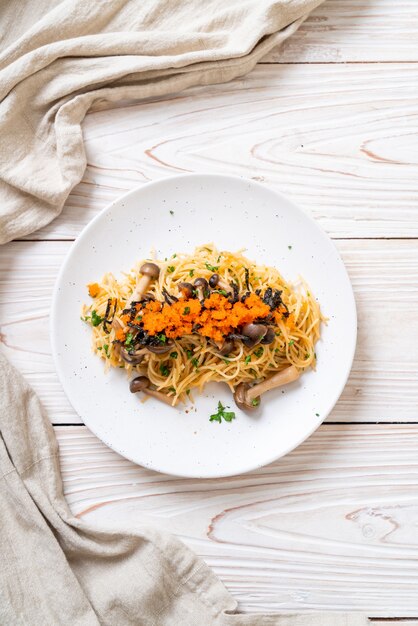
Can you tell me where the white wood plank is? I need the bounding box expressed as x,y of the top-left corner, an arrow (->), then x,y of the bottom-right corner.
57,423 -> 418,614
1,239 -> 417,424
22,63 -> 418,241
264,0 -> 418,63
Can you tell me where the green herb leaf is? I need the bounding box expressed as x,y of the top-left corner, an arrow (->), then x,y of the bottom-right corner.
167,266 -> 175,273
209,401 -> 236,424
186,350 -> 193,359
191,357 -> 199,369
213,289 -> 228,296
315,412 -> 320,417
254,347 -> 264,358
157,334 -> 167,343
169,210 -> 174,215
288,340 -> 294,347
172,253 -> 177,258
125,332 -> 134,347
251,398 -> 260,407
170,351 -> 178,359
205,261 -> 219,272
91,310 -> 103,327
189,269 -> 195,277
183,306 -> 190,315
222,358 -> 230,365
168,386 -> 176,393
160,363 -> 170,377
103,344 -> 109,357
288,245 -> 292,250
245,355 -> 251,365
186,389 -> 191,395
80,315 -> 91,322
97,346 -> 102,350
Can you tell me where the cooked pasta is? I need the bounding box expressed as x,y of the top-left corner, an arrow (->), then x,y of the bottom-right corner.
82,244 -> 324,412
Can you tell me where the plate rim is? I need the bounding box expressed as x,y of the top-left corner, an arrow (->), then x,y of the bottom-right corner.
50,173 -> 357,478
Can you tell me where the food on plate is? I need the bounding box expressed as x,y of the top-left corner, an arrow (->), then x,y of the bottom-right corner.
82,244 -> 323,416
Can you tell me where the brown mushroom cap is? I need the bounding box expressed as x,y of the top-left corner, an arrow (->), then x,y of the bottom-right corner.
260,327 -> 275,345
194,277 -> 208,288
120,347 -> 145,365
233,382 -> 259,411
242,323 -> 267,343
209,274 -> 219,288
147,339 -> 174,354
129,376 -> 150,393
140,262 -> 160,279
178,282 -> 194,298
217,339 -> 234,356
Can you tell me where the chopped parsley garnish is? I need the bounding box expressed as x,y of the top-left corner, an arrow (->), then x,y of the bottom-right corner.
191,357 -> 199,369
103,344 -> 109,357
244,355 -> 251,365
214,289 -> 228,296
217,255 -> 221,263
251,398 -> 260,407
91,310 -> 103,327
209,401 -> 236,424
315,412 -> 320,417
167,266 -> 175,273
186,389 -> 191,395
254,347 -> 264,358
288,245 -> 292,250
305,352 -> 310,358
183,306 -> 190,315
189,269 -> 195,277
168,386 -> 176,393
288,340 -> 294,346
124,332 -> 134,347
169,210 -> 174,215
172,253 -> 177,258
222,358 -> 230,365
275,330 -> 281,336
186,350 -> 193,359
158,333 -> 167,343
97,346 -> 102,350
81,315 -> 90,322
205,261 -> 219,272
170,351 -> 178,359
160,363 -> 170,376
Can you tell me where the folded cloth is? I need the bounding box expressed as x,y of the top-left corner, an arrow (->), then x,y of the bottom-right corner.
0,351 -> 369,625
0,0 -> 326,244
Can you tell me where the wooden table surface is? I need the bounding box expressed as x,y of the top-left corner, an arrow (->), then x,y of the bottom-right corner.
1,1 -> 418,620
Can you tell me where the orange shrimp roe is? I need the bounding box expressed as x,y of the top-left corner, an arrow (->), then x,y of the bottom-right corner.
87,283 -> 100,297
139,293 -> 271,343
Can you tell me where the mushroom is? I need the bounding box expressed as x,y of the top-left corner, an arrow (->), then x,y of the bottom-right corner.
241,323 -> 267,347
120,347 -> 146,365
215,339 -> 234,356
260,327 -> 275,345
194,277 -> 209,301
129,376 -> 177,406
128,262 -> 160,305
233,365 -> 300,410
209,273 -> 231,294
147,339 -> 174,354
177,282 -> 194,299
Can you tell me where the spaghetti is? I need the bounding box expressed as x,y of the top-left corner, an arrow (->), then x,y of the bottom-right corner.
82,244 -> 323,411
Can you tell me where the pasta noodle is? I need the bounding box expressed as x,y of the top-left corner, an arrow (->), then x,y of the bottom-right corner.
82,244 -> 324,408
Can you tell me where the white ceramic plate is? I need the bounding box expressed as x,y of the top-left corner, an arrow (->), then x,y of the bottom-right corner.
51,174 -> 356,478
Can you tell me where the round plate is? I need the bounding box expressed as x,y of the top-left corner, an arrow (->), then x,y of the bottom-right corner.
51,174 -> 356,478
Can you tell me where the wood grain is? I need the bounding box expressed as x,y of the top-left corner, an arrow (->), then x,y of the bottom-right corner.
57,423 -> 418,614
1,239 -> 417,424
20,63 -> 418,241
263,0 -> 418,63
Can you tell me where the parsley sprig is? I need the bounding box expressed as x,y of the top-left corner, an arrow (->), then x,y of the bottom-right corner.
209,401 -> 236,424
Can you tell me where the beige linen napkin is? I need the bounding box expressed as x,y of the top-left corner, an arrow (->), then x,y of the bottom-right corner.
0,352 -> 368,625
0,0 -> 326,244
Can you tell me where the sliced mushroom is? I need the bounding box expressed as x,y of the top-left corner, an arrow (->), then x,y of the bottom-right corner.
194,277 -> 209,301
216,339 -> 234,356
120,347 -> 146,365
147,339 -> 174,354
233,365 -> 300,410
129,376 -> 177,406
260,327 -> 275,345
177,282 -> 194,299
128,262 -> 160,306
